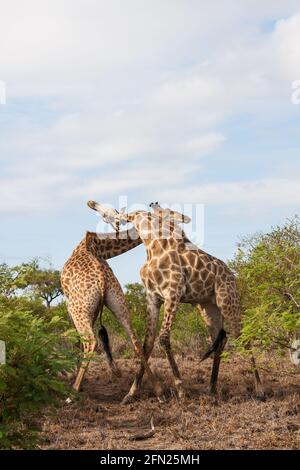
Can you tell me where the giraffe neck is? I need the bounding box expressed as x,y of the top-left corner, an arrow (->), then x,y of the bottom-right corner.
85,227 -> 141,260
138,223 -> 188,261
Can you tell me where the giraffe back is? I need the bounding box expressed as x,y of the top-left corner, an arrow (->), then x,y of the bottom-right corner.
61,228 -> 141,299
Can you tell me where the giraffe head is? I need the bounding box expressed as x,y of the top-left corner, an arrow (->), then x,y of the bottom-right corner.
149,202 -> 191,225
88,200 -> 190,242
87,200 -> 127,230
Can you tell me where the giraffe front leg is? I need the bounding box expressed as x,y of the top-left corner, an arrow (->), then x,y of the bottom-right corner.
122,363 -> 145,404
123,334 -> 166,404
122,294 -> 163,404
159,297 -> 185,399
105,287 -> 164,404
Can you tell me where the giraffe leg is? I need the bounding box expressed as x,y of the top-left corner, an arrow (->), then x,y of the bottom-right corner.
251,354 -> 265,400
197,303 -> 226,394
104,287 -> 164,403
122,293 -> 161,403
207,329 -> 227,395
73,334 -> 97,391
67,292 -> 120,394
197,303 -> 223,344
68,308 -> 98,392
215,285 -> 265,399
159,296 -> 185,398
124,329 -> 165,404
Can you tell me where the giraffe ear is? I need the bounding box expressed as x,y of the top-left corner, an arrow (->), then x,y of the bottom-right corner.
182,214 -> 191,224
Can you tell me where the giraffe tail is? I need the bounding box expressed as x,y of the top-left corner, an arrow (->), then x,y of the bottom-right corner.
99,325 -> 122,377
98,299 -> 122,378
200,328 -> 227,362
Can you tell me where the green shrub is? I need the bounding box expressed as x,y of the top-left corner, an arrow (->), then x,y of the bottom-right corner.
0,298 -> 79,449
172,303 -> 208,353
229,216 -> 300,356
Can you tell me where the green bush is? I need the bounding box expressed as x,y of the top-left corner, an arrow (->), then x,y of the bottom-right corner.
229,216 -> 300,356
172,303 -> 208,352
0,298 -> 79,449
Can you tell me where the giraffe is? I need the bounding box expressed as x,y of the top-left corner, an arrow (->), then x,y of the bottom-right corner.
88,200 -> 265,403
61,221 -> 164,400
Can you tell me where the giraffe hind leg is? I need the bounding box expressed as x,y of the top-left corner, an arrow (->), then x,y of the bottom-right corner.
209,331 -> 227,395
122,296 -> 161,403
69,297 -> 120,393
198,303 -> 226,395
215,286 -> 265,399
73,336 -> 97,392
251,354 -> 265,401
66,302 -> 98,392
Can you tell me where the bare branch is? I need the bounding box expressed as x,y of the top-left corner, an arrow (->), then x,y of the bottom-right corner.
127,415 -> 155,441
283,291 -> 300,309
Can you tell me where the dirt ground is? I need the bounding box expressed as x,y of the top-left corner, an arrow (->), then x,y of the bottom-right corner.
41,355 -> 300,450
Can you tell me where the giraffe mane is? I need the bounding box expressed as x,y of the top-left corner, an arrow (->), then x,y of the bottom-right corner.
85,228 -> 141,260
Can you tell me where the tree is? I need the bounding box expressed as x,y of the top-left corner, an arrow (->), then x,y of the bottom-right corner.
20,259 -> 63,308
125,283 -> 147,316
124,283 -> 147,339
0,259 -> 63,308
229,216 -> 300,353
0,263 -> 27,297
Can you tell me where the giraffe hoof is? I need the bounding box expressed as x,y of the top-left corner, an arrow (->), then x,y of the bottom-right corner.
110,363 -> 122,378
255,392 -> 266,402
208,388 -> 219,404
177,389 -> 186,400
121,393 -> 138,405
157,393 -> 168,404
112,368 -> 122,378
209,386 -> 217,396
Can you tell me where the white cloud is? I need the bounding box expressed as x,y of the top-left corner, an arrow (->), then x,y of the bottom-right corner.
153,76 -> 222,108
158,178 -> 300,208
0,1 -> 300,217
0,1 -> 299,96
272,13 -> 300,80
0,172 -> 72,215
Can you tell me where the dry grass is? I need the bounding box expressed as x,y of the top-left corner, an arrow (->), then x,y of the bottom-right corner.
41,355 -> 300,450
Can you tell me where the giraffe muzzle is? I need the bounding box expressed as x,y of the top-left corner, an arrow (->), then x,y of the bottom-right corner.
87,200 -> 97,211
87,200 -> 126,231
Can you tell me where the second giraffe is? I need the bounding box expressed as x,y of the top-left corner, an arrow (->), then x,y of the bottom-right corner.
88,200 -> 265,404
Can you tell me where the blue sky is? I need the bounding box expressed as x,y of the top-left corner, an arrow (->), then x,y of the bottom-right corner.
0,0 -> 299,285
